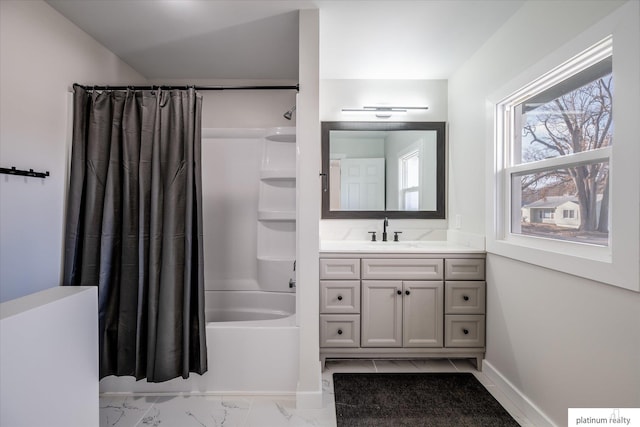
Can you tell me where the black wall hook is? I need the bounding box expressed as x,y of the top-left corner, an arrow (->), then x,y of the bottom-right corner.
0,166 -> 50,179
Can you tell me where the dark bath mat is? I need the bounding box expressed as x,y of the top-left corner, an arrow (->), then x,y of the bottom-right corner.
333,372 -> 520,427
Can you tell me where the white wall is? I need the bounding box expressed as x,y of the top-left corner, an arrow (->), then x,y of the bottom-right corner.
1,286 -> 98,427
448,1 -> 639,425
296,9 -> 322,408
0,1 -> 146,303
320,79 -> 447,122
151,78 -> 298,129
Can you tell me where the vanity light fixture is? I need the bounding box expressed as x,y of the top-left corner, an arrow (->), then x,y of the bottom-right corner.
341,106 -> 429,118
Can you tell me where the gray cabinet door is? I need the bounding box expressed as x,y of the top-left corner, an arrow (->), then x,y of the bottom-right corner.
361,280 -> 402,347
402,281 -> 443,347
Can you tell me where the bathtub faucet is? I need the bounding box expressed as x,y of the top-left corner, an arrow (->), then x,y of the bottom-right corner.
289,260 -> 296,288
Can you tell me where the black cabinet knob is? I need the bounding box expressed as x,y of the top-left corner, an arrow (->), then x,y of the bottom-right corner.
397,289 -> 402,295
405,290 -> 411,295
463,295 -> 470,301
337,329 -> 343,335
463,328 -> 469,335
337,295 -> 343,301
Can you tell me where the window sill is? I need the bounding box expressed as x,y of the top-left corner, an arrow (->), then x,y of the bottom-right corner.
486,236 -> 638,293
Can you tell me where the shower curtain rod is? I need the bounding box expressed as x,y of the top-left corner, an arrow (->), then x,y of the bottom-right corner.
73,83 -> 299,91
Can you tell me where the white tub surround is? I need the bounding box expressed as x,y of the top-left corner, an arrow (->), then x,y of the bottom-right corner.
201,127 -> 297,294
257,126 -> 297,292
0,286 -> 98,427
100,292 -> 298,395
319,242 -> 486,370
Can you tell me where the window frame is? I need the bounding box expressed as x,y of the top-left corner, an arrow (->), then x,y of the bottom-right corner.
399,149 -> 420,210
487,32 -> 640,293
500,37 -> 613,252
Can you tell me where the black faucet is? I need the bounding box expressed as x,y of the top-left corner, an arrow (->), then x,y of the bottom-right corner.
382,217 -> 389,242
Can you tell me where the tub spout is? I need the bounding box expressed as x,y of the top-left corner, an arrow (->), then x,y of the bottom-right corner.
289,278 -> 296,288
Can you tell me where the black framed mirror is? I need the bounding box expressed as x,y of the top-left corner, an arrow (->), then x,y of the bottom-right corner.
321,121 -> 446,219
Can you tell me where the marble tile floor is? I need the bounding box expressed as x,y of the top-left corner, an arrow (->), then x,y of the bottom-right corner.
100,358 -> 534,427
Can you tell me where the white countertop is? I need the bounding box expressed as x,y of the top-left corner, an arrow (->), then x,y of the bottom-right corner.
319,240 -> 485,254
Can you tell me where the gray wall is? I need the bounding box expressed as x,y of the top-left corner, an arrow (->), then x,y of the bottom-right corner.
448,1 -> 640,425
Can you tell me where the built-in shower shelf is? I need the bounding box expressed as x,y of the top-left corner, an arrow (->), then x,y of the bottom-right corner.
257,255 -> 295,262
258,210 -> 296,221
257,126 -> 296,292
260,169 -> 296,180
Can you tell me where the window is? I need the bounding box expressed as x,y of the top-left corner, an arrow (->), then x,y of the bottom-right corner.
500,37 -> 613,248
399,150 -> 420,210
538,209 -> 554,220
488,6 -> 640,292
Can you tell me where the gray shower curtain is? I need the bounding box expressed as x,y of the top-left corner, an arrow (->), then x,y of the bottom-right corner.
63,86 -> 207,382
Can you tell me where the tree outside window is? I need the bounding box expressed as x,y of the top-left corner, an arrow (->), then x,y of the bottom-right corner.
510,56 -> 612,246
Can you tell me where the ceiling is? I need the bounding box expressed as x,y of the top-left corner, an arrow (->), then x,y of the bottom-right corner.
46,0 -> 524,81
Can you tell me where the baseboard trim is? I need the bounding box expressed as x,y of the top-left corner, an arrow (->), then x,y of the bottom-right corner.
483,360 -> 558,427
296,366 -> 323,409
296,389 -> 323,409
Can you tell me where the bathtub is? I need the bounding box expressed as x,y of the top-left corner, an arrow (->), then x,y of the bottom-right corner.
206,290 -> 295,322
99,291 -> 299,395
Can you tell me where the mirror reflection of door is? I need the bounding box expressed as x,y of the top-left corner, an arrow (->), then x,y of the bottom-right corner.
339,158 -> 385,210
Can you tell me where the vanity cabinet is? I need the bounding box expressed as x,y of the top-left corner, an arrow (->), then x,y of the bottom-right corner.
362,280 -> 443,347
444,259 -> 486,348
319,259 -> 361,348
320,253 -> 485,370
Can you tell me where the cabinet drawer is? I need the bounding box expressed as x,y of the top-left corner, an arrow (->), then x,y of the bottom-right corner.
444,259 -> 485,281
445,315 -> 485,348
319,259 -> 360,280
445,281 -> 486,314
320,314 -> 360,347
361,258 -> 443,280
320,281 -> 360,314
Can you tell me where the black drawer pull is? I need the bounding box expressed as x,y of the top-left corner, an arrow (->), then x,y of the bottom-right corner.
405,290 -> 411,295
337,329 -> 343,335
337,295 -> 343,301
397,289 -> 402,295
463,328 -> 469,335
463,295 -> 470,301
